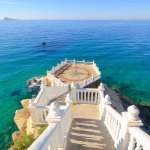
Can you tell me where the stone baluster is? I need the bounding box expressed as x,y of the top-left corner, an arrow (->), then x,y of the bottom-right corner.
116,105 -> 143,150
135,143 -> 143,150
128,135 -> 136,150
65,93 -> 72,106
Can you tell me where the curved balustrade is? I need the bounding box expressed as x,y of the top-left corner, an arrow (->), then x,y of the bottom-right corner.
128,127 -> 150,150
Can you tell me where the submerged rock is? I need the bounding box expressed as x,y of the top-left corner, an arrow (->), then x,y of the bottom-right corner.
11,90 -> 21,96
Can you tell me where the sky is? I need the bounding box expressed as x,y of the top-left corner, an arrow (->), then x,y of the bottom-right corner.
0,0 -> 150,20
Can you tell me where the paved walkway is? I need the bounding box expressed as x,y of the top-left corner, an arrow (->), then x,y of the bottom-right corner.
66,104 -> 115,150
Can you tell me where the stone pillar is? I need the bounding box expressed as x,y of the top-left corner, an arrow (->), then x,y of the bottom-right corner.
98,83 -> 105,102
116,105 -> 143,150
46,102 -> 63,149
71,82 -> 77,103
28,100 -> 39,124
98,83 -> 105,119
65,93 -> 72,106
100,94 -> 112,120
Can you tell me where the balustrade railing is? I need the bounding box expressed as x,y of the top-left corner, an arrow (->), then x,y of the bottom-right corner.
72,88 -> 99,104
29,104 -> 49,124
47,72 -> 67,86
79,75 -> 100,88
103,104 -> 122,142
128,127 -> 150,150
33,84 -> 68,106
47,59 -> 68,75
67,59 -> 94,65
28,94 -> 72,150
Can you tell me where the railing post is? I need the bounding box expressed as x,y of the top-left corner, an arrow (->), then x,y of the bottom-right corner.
65,93 -> 72,106
28,100 -> 39,125
98,83 -> 105,119
116,105 -> 143,150
71,82 -> 77,103
46,102 -> 64,149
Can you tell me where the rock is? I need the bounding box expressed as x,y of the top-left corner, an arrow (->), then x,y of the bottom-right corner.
21,99 -> 30,112
14,99 -> 30,130
12,131 -> 20,141
26,117 -> 44,138
27,77 -> 42,90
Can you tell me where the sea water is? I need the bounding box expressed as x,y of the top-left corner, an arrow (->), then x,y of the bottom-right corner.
0,20 -> 150,149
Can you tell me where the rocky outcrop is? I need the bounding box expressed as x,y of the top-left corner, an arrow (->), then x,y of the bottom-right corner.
13,99 -> 46,140
27,77 -> 42,90
14,99 -> 30,130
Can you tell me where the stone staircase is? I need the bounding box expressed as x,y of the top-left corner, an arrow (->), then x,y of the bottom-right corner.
66,104 -> 115,150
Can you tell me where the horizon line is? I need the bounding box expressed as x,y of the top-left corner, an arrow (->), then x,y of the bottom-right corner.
1,18 -> 150,21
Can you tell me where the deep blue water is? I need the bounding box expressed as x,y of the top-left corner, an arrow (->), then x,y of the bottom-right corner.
0,20 -> 150,149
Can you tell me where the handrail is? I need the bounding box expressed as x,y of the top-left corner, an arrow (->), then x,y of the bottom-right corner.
28,123 -> 57,150
128,127 -> 150,150
105,105 -> 122,123
79,75 -> 100,88
28,102 -> 72,150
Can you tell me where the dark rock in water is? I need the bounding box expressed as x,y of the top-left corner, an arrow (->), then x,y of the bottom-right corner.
11,90 -> 21,96
42,42 -> 46,45
26,77 -> 42,91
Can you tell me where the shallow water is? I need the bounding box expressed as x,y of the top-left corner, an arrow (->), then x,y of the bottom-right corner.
0,20 -> 150,149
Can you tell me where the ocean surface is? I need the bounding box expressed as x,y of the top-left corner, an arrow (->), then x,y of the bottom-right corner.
0,20 -> 150,149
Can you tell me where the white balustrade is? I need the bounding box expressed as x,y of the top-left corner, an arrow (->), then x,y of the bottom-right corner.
102,96 -> 122,142
72,88 -> 99,104
79,75 -> 100,88
29,102 -> 49,124
33,84 -> 69,106
28,96 -> 72,150
128,127 -> 150,150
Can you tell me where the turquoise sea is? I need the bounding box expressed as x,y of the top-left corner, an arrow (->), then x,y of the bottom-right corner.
0,20 -> 150,149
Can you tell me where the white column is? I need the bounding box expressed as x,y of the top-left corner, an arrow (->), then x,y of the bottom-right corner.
46,102 -> 63,149
71,82 -> 77,103
116,105 -> 143,150
65,93 -> 72,106
91,92 -> 93,103
99,83 -> 105,119
29,100 -> 39,124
